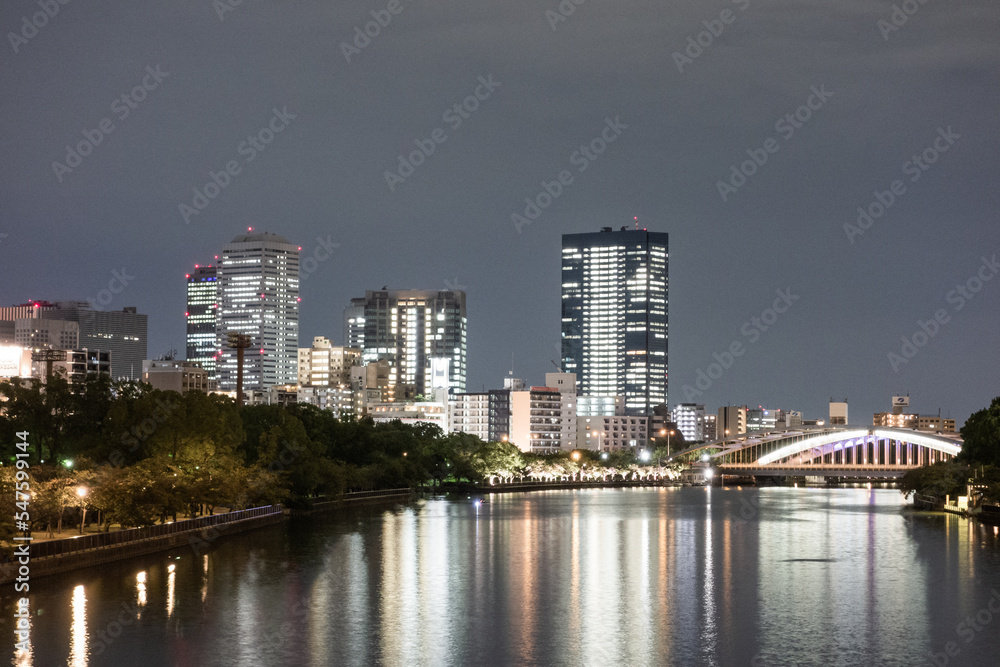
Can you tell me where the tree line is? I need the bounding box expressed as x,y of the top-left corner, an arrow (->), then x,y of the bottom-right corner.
900,396 -> 1000,504
0,373 -> 673,541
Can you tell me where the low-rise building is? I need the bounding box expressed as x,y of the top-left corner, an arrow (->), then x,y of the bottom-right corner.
578,414 -> 649,452
142,360 -> 216,394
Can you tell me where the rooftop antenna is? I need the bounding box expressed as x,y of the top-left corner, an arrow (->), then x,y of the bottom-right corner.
634,216 -> 639,230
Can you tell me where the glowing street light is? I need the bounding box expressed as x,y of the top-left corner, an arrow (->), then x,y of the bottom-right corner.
76,486 -> 89,535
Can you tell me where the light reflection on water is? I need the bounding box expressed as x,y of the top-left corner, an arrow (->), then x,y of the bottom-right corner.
6,488 -> 1000,667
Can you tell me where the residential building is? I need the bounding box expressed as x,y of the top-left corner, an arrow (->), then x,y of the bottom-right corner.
561,226 -> 668,415
449,393 -> 490,441
718,405 -> 747,438
345,289 -> 467,396
671,403 -> 707,442
578,414 -> 649,452
216,231 -> 300,393
509,386 -> 577,454
186,264 -> 218,379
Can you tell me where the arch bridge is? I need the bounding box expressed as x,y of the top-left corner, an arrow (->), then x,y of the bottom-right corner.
673,427 -> 962,479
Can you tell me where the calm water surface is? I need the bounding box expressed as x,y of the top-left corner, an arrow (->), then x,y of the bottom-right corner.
4,487 -> 1000,666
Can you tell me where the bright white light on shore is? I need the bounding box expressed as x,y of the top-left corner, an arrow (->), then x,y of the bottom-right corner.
705,469 -> 715,479
701,453 -> 710,462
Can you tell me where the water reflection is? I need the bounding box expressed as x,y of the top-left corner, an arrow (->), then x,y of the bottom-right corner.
12,602 -> 31,667
165,564 -> 175,618
68,585 -> 87,667
8,489 -> 1000,666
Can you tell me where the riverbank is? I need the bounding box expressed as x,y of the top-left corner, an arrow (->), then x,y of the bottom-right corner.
0,489 -> 418,585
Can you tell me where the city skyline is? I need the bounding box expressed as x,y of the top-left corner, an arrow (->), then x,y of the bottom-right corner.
2,2 -> 998,425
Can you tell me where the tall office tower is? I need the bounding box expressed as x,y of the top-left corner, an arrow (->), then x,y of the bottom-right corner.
561,226 -> 668,416
216,231 -> 300,393
344,289 -> 467,395
186,264 -> 218,379
39,302 -> 147,380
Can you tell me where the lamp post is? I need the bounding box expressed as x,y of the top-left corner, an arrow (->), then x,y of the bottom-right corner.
76,486 -> 88,535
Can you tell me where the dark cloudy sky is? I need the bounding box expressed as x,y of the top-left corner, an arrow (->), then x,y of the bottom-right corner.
2,0 -> 998,426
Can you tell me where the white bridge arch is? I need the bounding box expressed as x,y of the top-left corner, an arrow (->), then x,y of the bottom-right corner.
673,427 -> 962,478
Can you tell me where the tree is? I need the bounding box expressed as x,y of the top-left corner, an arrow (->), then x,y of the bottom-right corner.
959,397 -> 1000,467
900,461 -> 971,500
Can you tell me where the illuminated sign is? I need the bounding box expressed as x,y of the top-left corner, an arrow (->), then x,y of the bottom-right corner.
430,357 -> 449,389
0,346 -> 30,378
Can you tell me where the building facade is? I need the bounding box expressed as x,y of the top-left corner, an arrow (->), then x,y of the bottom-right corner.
561,227 -> 668,415
216,231 -> 300,393
577,414 -> 649,452
671,403 -> 707,442
14,319 -> 79,350
718,405 -> 747,438
297,336 -> 360,387
829,400 -> 848,426
39,302 -> 146,380
142,360 -> 216,394
344,289 -> 467,396
186,264 -> 219,379
449,393 -> 490,441
509,386 -> 577,454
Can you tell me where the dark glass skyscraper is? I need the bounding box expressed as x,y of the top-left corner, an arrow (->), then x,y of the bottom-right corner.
561,227 -> 668,415
344,289 -> 467,395
185,264 -> 218,379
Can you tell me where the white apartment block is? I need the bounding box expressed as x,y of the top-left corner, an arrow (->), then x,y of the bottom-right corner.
449,393 -> 490,441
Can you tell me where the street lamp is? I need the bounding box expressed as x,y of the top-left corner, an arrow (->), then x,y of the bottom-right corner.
76,486 -> 88,534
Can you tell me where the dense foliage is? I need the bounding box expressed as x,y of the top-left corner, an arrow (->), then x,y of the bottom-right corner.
0,374 -> 671,542
901,397 -> 1000,505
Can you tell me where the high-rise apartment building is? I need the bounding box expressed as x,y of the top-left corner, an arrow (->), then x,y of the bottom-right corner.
344,289 -> 467,396
216,231 -> 299,393
186,264 -> 218,378
561,227 -> 668,415
509,385 -> 577,454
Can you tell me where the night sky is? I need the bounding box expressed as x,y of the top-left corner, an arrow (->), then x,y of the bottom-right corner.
1,1 -> 997,425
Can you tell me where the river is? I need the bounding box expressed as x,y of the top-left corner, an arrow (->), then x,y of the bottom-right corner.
4,487 -> 1000,666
